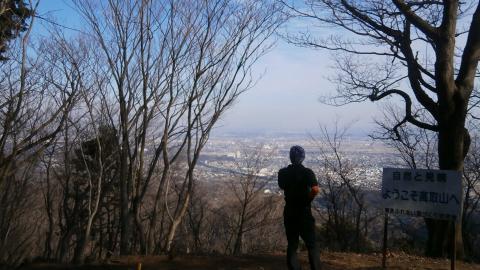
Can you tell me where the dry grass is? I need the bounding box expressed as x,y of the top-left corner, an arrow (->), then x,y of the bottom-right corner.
18,251 -> 480,270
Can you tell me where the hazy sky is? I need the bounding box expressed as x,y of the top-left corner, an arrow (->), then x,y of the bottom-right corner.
37,1 -> 382,136
215,41 -> 380,135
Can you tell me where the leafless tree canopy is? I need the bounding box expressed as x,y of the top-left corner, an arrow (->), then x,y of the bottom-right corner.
282,0 -> 480,257
0,0 -> 283,266
1,0 -> 478,266
312,122 -> 379,252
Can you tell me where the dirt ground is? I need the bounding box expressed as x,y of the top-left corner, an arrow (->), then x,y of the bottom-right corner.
19,251 -> 480,270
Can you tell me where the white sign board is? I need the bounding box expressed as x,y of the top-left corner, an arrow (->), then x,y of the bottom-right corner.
382,167 -> 462,220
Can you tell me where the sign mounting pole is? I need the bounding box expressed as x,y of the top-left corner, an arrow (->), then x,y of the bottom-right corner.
451,220 -> 456,270
382,213 -> 388,269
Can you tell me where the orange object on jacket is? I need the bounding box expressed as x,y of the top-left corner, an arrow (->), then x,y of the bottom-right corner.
309,185 -> 320,200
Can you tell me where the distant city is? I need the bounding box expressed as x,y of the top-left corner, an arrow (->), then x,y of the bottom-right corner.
196,133 -> 403,192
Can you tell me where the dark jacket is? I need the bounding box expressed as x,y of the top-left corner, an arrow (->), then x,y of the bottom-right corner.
278,164 -> 318,212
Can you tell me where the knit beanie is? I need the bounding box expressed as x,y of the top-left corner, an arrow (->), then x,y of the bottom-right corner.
289,145 -> 305,165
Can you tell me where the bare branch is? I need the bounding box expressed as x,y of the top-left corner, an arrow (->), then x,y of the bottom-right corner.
369,88 -> 439,132
456,2 -> 480,95
392,0 -> 439,39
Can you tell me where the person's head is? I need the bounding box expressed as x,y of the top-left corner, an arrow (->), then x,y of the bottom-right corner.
289,145 -> 305,165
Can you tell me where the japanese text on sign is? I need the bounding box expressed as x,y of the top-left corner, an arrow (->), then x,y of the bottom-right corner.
381,168 -> 462,220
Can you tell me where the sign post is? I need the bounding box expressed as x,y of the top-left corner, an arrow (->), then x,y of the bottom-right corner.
381,167 -> 462,270
382,213 -> 388,269
451,222 -> 456,270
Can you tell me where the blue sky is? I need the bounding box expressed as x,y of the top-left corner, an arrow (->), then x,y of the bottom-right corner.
36,0 -> 381,136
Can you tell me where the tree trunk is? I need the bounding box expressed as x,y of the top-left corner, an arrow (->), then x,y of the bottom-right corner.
73,234 -> 88,264
426,95 -> 469,257
73,195 -> 101,263
165,192 -> 191,253
355,208 -> 362,252
120,210 -> 132,255
233,219 -> 245,255
57,229 -> 74,263
119,145 -> 130,255
43,171 -> 54,260
147,164 -> 169,254
134,212 -> 147,255
233,203 -> 247,255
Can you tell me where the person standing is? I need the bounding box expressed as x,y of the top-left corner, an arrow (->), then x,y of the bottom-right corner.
278,145 -> 321,270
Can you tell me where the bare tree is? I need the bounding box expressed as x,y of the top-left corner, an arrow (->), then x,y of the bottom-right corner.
373,104 -> 438,170
0,0 -> 283,263
71,0 -> 195,255
0,3 -> 78,265
313,122 -> 373,252
462,133 -> 480,260
223,145 -> 280,255
70,67 -> 113,264
283,0 -> 480,257
184,182 -> 211,254
375,105 -> 480,259
142,0 -> 282,254
0,1 -> 75,191
70,0 -> 283,256
0,156 -> 41,268
40,142 -> 58,261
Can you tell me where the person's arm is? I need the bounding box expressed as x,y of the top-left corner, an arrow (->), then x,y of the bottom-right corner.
307,169 -> 320,200
278,169 -> 286,190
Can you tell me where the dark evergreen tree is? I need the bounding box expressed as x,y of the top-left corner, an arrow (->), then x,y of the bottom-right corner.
0,0 -> 33,60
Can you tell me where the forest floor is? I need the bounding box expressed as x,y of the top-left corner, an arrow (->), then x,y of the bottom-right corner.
19,251 -> 480,270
